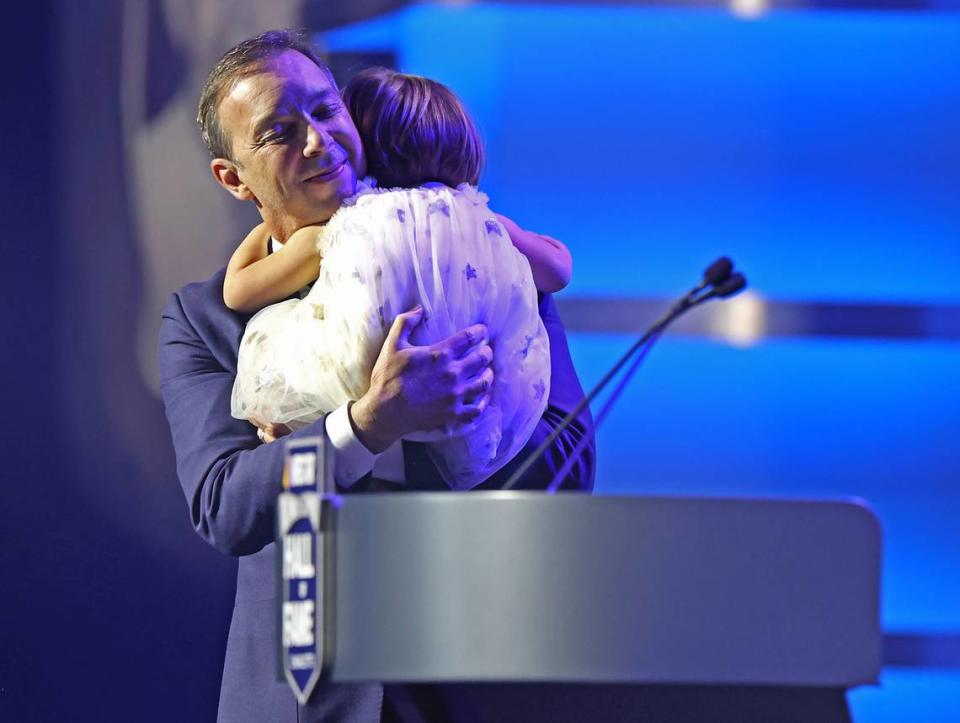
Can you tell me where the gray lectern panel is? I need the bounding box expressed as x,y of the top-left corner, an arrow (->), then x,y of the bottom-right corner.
328,493 -> 880,687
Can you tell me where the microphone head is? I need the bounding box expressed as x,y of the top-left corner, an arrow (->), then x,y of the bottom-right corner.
715,272 -> 747,298
704,257 -> 734,286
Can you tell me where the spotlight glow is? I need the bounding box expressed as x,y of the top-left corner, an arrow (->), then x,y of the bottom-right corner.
707,291 -> 767,347
730,0 -> 770,20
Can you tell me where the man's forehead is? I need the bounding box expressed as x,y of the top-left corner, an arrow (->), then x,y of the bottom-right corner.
223,52 -> 336,127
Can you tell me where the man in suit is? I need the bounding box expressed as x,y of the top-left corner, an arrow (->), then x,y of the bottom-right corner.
158,29 -> 594,722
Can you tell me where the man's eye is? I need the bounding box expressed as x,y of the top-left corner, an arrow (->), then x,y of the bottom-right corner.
263,125 -> 291,143
312,105 -> 338,120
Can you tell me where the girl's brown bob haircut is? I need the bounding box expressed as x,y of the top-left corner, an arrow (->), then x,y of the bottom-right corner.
343,67 -> 484,189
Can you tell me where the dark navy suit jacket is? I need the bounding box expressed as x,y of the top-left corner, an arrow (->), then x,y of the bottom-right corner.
158,267 -> 595,722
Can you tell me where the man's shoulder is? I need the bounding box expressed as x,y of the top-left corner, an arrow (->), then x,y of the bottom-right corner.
165,266 -> 228,317
159,266 -> 248,368
162,265 -> 247,332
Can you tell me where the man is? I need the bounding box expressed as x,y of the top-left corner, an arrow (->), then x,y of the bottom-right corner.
158,30 -> 594,722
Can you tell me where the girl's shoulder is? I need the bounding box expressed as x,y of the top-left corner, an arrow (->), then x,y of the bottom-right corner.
342,179 -> 490,210
324,180 -> 494,242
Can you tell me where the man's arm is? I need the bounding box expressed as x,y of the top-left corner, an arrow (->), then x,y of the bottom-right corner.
159,290 -> 323,555
256,295 -> 595,494
159,287 -> 494,556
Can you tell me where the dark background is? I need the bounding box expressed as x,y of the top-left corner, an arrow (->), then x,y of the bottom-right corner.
3,2 -> 233,719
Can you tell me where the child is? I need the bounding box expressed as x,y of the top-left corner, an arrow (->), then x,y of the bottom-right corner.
227,67 -> 572,489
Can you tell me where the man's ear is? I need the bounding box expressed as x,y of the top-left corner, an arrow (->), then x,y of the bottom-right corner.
211,158 -> 257,203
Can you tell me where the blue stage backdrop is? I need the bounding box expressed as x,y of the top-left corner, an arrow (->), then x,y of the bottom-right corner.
322,3 -> 960,636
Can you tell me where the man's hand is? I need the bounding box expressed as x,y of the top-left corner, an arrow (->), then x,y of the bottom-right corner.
250,417 -> 292,444
350,306 -> 494,454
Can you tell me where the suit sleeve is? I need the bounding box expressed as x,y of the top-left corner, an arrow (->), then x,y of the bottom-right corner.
477,293 -> 595,492
158,291 -> 329,556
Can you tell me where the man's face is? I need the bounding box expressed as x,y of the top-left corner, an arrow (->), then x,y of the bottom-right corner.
215,49 -> 366,240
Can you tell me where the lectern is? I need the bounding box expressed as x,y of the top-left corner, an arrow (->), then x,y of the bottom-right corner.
309,494 -> 881,721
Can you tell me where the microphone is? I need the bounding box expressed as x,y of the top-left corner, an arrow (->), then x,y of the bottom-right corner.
501,257 -> 748,491
678,256 -> 733,306
697,272 -> 746,302
660,256 -> 736,321
541,269 -> 746,491
696,256 -> 734,294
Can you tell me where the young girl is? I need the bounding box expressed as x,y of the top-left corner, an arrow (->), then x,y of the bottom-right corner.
227,67 -> 572,489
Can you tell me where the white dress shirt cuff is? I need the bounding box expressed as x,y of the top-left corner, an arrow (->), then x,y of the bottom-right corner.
325,404 -> 375,487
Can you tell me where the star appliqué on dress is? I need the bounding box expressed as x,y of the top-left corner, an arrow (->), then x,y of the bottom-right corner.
533,379 -> 546,401
428,198 -> 450,216
520,335 -> 534,358
484,219 -> 502,236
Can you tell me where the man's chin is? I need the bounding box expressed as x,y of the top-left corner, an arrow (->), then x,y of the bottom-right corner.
315,168 -> 357,200
300,172 -> 356,219
288,178 -> 357,228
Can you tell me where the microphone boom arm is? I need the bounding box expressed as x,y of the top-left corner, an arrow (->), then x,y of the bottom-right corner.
500,260 -> 746,492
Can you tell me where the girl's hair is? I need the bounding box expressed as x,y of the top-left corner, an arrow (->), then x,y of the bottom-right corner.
343,67 -> 484,188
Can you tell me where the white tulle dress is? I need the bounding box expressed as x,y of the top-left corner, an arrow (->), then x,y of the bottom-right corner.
231,183 -> 550,490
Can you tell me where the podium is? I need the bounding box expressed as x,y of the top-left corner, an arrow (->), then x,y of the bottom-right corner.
320,494 -> 881,720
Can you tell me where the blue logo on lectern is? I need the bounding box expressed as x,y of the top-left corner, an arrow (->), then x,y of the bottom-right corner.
278,437 -> 332,705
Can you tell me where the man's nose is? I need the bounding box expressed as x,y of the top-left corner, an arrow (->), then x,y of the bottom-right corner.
303,120 -> 334,157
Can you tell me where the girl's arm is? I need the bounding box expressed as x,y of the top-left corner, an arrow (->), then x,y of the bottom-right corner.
495,213 -> 572,294
223,223 -> 325,313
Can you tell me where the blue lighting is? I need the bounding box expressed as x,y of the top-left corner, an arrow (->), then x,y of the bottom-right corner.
325,5 -> 960,303
323,3 -> 960,691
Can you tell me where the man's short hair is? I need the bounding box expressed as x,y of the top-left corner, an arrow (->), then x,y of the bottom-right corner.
197,29 -> 335,161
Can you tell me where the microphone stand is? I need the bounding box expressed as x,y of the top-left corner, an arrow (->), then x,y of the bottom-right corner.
501,266 -> 746,492
544,328 -> 662,493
